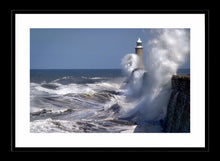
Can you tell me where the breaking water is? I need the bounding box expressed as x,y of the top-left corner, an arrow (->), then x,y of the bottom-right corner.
30,69 -> 189,133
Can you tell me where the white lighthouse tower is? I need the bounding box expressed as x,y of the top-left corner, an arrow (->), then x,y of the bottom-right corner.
135,37 -> 144,69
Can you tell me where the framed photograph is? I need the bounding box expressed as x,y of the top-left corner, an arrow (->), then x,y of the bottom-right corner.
11,10 -> 209,152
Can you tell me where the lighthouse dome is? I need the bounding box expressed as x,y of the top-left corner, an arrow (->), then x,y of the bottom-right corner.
137,37 -> 142,43
136,37 -> 143,47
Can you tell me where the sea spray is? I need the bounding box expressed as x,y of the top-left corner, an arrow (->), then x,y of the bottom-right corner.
120,29 -> 190,122
120,54 -> 147,98
146,29 -> 190,89
121,54 -> 140,76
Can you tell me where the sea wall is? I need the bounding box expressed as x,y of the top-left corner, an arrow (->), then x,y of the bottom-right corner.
163,75 -> 190,132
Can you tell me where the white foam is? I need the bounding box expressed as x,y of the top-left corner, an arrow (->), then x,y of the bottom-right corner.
121,54 -> 140,76
120,125 -> 136,133
124,69 -> 146,97
34,80 -> 123,96
57,84 -> 95,95
90,77 -> 103,80
87,81 -> 122,92
120,29 -> 190,121
30,118 -> 77,133
35,83 -> 96,95
30,106 -> 41,113
51,76 -> 70,83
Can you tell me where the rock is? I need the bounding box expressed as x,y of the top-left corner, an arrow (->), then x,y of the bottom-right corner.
163,75 -> 190,132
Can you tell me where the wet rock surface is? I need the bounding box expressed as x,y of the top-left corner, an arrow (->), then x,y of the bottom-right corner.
163,75 -> 190,132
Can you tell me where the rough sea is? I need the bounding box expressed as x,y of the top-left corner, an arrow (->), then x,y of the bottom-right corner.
30,69 -> 189,133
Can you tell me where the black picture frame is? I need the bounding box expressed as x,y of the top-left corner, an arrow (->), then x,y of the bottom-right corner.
10,9 -> 210,152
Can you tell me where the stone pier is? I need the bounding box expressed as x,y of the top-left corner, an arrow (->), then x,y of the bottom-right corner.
163,75 -> 190,132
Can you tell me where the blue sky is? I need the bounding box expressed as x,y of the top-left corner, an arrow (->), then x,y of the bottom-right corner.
30,29 -> 190,69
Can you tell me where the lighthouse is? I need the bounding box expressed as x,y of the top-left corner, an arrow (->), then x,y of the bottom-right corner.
135,37 -> 144,69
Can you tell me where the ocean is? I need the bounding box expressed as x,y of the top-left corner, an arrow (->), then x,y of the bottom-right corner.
30,68 -> 190,133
